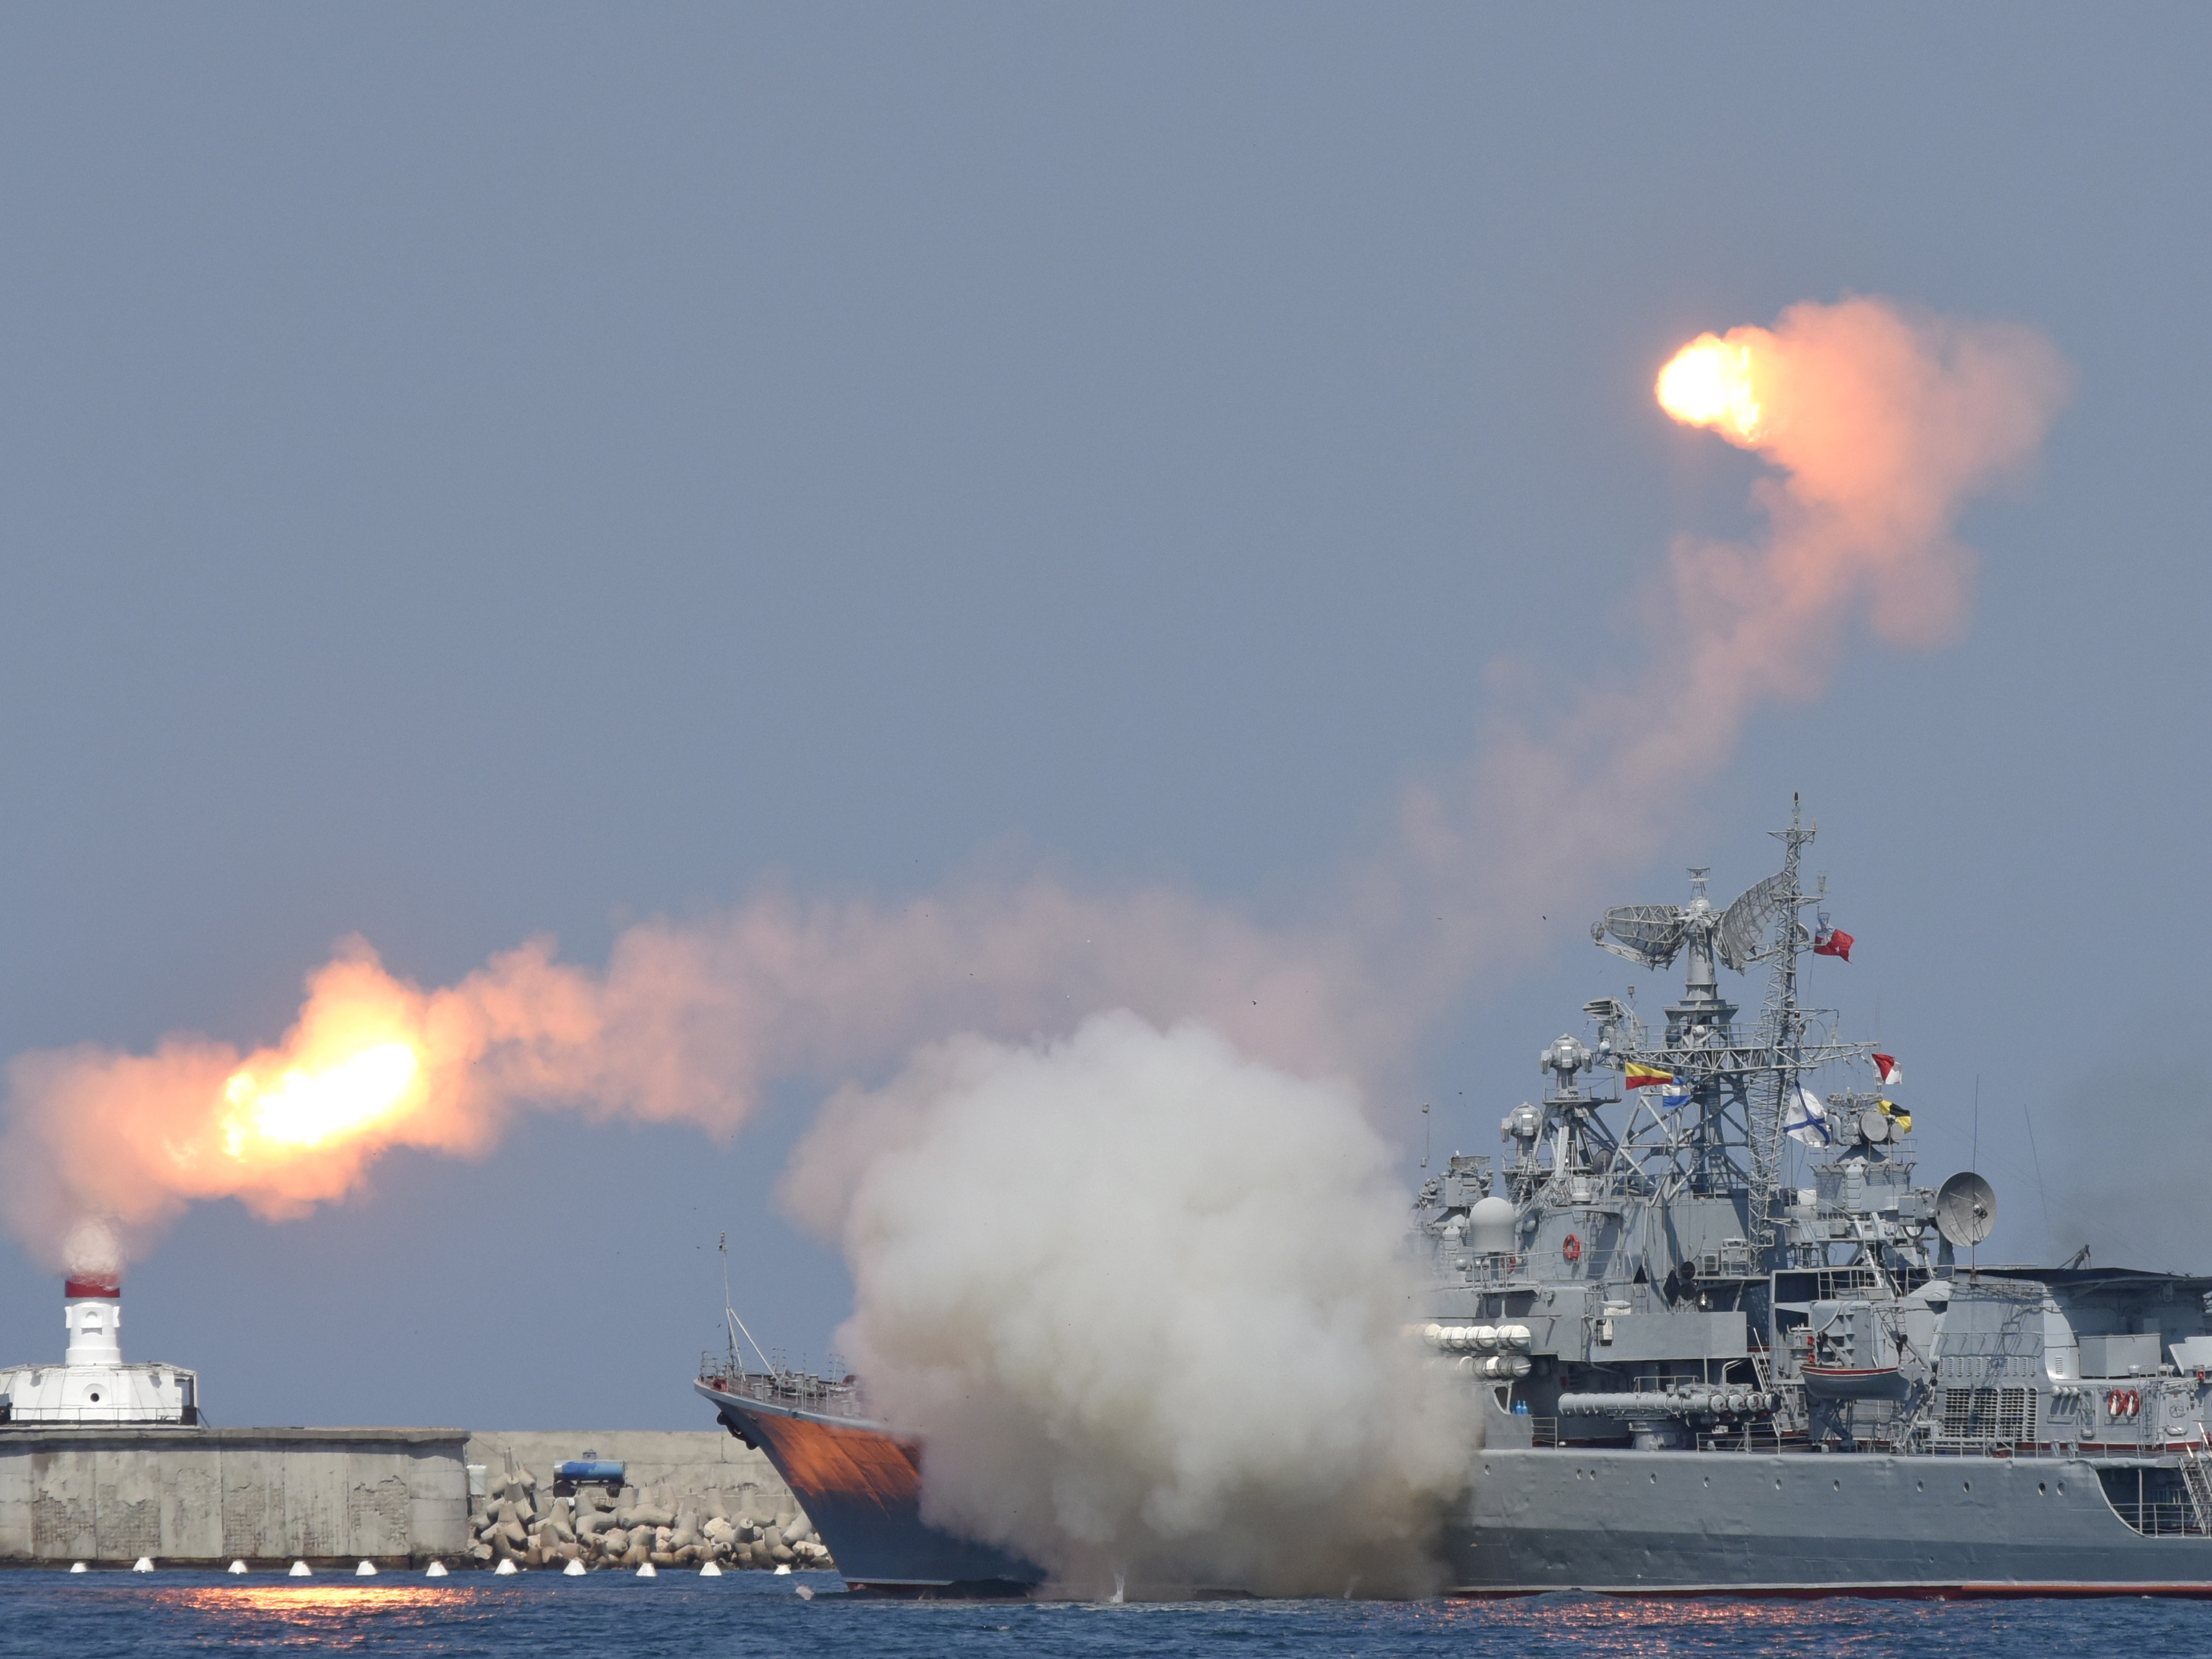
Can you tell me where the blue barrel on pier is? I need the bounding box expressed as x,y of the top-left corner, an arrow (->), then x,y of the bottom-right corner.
556,1460 -> 626,1483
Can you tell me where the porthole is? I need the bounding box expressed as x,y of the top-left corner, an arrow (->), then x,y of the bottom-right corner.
1963,1481 -> 1972,1492
88,1392 -> 100,1403
1650,1473 -> 1658,1485
2038,1483 -> 2047,1496
1702,1476 -> 1710,1489
1915,1480 -> 1924,1492
1833,1479 -> 1841,1491
1774,1478 -> 1782,1491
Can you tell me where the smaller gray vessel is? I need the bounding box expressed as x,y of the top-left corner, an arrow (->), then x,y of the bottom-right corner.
1428,803 -> 2212,1595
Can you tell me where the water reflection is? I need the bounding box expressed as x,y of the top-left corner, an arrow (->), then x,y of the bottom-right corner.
149,1582 -> 498,1640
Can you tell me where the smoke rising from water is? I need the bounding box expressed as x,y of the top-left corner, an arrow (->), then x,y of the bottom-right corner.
780,1012 -> 1471,1596
0,294 -> 2069,1590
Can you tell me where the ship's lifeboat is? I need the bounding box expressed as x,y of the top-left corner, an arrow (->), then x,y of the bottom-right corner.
1799,1363 -> 1911,1402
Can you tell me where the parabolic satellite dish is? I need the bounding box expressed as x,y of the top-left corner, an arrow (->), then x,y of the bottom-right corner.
1935,1171 -> 1997,1248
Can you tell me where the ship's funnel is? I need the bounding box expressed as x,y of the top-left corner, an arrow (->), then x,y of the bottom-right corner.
62,1273 -> 123,1366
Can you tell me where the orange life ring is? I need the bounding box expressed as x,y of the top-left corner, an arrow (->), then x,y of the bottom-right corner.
2127,1390 -> 2142,1419
1562,1233 -> 1582,1263
2107,1391 -> 2124,1419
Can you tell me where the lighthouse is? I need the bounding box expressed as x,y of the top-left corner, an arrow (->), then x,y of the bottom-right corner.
0,1273 -> 199,1425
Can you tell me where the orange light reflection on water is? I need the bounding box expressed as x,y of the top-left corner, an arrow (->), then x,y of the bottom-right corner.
149,1582 -> 499,1633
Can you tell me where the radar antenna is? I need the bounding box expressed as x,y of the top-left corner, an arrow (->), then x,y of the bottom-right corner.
1717,869 -> 1796,971
1592,904 -> 1689,969
1594,862 -> 1797,979
1934,1172 -> 1997,1249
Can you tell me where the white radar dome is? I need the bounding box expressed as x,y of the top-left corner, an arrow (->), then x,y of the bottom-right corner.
1469,1196 -> 1518,1255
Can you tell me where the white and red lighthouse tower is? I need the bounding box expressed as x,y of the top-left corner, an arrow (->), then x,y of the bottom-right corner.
0,1273 -> 199,1424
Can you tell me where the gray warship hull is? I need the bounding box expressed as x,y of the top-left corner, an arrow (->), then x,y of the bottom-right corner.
1451,1447 -> 2212,1596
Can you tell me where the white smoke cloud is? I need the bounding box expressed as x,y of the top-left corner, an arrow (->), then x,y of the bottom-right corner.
781,1011 -> 1473,1596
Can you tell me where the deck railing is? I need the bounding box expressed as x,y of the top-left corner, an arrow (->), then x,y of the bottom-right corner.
698,1358 -> 870,1421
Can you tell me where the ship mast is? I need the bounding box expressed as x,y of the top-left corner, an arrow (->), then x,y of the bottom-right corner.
1586,797 -> 1875,1271
1744,798 -> 1815,1253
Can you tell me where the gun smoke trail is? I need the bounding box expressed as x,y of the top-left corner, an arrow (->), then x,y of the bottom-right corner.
0,294 -> 2067,1592
1376,296 -> 2069,1010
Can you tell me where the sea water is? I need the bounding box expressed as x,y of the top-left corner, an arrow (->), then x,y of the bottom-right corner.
4,1569 -> 2209,1658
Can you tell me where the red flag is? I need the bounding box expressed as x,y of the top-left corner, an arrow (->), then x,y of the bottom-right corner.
1873,1052 -> 1902,1087
1814,927 -> 1854,961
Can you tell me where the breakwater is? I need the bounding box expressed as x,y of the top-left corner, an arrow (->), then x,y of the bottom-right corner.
0,1426 -> 817,1569
0,1426 -> 468,1566
460,1431 -> 833,1571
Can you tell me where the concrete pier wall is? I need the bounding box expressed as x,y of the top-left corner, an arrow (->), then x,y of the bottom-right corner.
0,1425 -> 791,1566
0,1427 -> 468,1565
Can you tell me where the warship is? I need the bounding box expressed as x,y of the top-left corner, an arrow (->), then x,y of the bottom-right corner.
1428,803 -> 2212,1595
701,803 -> 2212,1596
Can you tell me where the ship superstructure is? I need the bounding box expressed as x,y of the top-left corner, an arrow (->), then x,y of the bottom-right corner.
1429,804 -> 2212,1594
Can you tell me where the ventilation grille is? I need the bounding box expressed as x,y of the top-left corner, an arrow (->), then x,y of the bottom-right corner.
1937,1385 -> 2036,1443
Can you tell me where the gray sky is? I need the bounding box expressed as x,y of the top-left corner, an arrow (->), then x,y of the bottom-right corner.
0,6 -> 2205,1427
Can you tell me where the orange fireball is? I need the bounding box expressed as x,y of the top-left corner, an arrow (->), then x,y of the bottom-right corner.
1656,333 -> 1765,442
220,1040 -> 423,1158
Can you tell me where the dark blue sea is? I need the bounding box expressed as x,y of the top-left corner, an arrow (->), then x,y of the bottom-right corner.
5,1568 -> 2209,1657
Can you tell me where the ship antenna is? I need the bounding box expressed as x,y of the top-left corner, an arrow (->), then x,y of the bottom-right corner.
1971,1075 -> 1981,1282
719,1231 -> 778,1378
2023,1098 -> 2055,1257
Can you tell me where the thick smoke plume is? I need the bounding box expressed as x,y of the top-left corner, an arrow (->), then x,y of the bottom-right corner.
0,294 -> 2068,1592
781,1012 -> 1471,1596
1380,297 -> 2070,1006
0,890 -> 1377,1271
